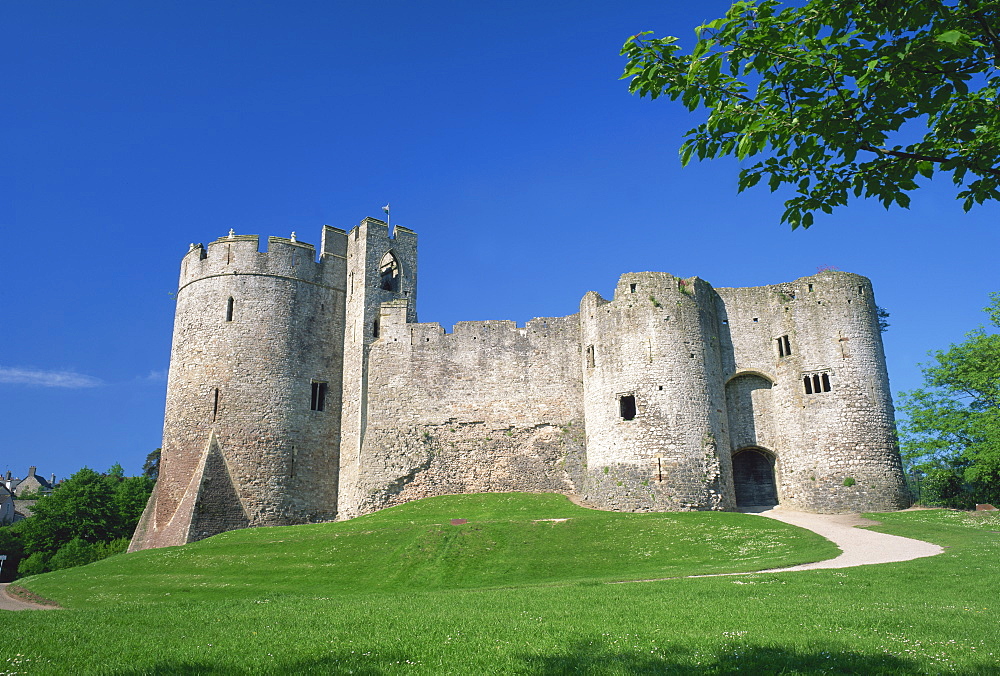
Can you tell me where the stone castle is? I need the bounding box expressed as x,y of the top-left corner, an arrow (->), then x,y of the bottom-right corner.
130,217 -> 910,551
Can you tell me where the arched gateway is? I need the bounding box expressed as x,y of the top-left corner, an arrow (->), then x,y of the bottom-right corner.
732,448 -> 779,508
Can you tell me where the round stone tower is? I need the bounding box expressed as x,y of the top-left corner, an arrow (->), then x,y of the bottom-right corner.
778,271 -> 909,511
580,272 -> 736,511
714,270 -> 909,513
130,227 -> 347,550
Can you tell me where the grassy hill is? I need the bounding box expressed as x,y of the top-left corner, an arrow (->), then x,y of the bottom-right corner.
16,493 -> 835,607
2,494 -> 998,674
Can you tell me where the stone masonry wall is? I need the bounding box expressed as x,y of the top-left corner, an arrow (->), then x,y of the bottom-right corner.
344,307 -> 585,517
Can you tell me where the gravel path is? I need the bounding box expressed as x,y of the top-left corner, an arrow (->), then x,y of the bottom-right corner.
749,506 -> 944,571
0,583 -> 59,611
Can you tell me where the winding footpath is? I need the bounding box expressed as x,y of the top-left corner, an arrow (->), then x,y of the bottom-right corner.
0,583 -> 58,611
750,506 -> 943,571
0,508 -> 944,609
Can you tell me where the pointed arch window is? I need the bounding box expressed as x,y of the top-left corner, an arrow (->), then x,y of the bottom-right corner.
379,252 -> 400,292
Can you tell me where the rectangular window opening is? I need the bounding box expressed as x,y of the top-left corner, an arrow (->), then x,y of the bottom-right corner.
777,335 -> 791,357
808,283 -> 814,292
619,395 -> 636,421
803,376 -> 813,395
225,297 -> 234,322
821,372 -> 831,392
629,283 -> 637,293
311,381 -> 328,411
372,318 -> 380,338
586,345 -> 595,368
211,388 -> 220,421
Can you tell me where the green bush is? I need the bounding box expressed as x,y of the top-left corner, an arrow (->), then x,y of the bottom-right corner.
17,551 -> 50,576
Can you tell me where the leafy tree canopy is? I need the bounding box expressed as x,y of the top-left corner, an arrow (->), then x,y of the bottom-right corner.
17,466 -> 154,558
898,293 -> 1000,508
621,0 -> 1000,228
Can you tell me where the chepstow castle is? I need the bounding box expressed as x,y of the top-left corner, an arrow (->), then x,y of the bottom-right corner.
130,217 -> 909,551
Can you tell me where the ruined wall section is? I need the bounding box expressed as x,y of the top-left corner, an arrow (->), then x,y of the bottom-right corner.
131,229 -> 346,551
580,273 -> 735,512
338,219 -> 417,517
344,307 -> 585,517
717,271 -> 909,513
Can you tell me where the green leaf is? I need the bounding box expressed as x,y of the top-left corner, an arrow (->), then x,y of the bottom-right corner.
679,142 -> 695,167
935,30 -> 966,45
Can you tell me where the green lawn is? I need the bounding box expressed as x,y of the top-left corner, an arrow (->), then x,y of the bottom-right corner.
1,494 -> 997,674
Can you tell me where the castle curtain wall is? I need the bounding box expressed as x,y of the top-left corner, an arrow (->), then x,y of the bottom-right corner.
342,309 -> 586,517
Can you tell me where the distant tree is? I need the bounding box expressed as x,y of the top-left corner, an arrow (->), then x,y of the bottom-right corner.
143,448 -> 161,481
13,465 -> 154,574
898,293 -> 1000,507
621,0 -> 1000,228
20,468 -> 118,556
0,524 -> 25,560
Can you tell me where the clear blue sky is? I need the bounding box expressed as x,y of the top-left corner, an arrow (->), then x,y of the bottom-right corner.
2,0 -> 996,481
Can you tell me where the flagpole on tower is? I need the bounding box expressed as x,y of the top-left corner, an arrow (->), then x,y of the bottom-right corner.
382,203 -> 390,231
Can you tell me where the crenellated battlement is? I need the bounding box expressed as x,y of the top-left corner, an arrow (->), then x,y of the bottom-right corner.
177,227 -> 346,291
374,308 -> 580,349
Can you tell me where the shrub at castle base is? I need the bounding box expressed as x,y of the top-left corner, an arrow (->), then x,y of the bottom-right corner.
130,218 -> 909,551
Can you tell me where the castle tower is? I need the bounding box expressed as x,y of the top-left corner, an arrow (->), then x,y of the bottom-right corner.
716,271 -> 909,512
580,273 -> 736,511
130,227 -> 348,550
338,217 -> 417,517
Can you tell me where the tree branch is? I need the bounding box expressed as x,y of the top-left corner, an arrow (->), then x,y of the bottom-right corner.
860,146 -> 1000,177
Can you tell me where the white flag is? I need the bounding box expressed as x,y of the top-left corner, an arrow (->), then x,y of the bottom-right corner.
382,204 -> 390,214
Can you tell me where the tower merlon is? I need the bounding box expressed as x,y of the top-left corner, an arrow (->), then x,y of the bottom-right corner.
391,225 -> 416,243
321,225 -> 348,258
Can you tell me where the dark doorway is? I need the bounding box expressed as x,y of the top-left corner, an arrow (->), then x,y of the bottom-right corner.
732,449 -> 778,508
